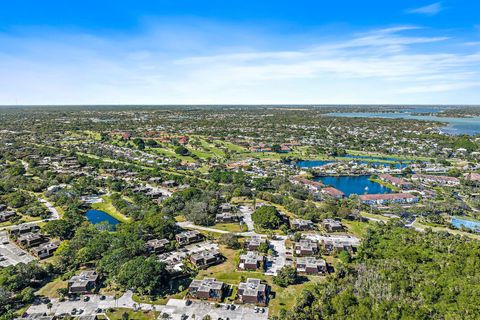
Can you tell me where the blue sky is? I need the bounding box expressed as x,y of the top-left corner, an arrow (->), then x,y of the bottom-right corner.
0,0 -> 479,105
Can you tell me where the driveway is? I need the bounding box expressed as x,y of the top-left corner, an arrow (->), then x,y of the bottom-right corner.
265,236 -> 287,276
239,205 -> 254,232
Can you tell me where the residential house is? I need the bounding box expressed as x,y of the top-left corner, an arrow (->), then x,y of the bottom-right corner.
162,180 -> 178,188
244,235 -> 267,251
290,176 -> 324,193
322,219 -> 344,232
291,219 -> 314,231
32,241 -> 60,259
294,239 -> 319,256
220,203 -> 236,213
296,257 -> 327,275
68,271 -> 99,294
411,174 -> 460,186
359,193 -> 419,205
239,251 -> 264,271
323,240 -> 353,254
378,174 -> 412,189
189,250 -> 222,268
175,230 -> 202,246
146,239 -> 170,253
215,212 -> 241,223
9,224 -> 40,236
237,278 -> 268,306
17,233 -> 46,248
188,278 -> 225,301
0,210 -> 16,222
321,187 -> 345,199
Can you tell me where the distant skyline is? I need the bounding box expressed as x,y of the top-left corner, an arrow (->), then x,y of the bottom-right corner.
1,0 -> 479,105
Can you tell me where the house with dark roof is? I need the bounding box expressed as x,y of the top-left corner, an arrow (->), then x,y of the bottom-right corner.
32,241 -> 60,259
188,278 -> 225,301
296,257 -> 327,275
17,233 -> 47,248
239,251 -> 265,271
189,250 -> 222,269
322,219 -> 344,232
175,230 -> 203,245
0,210 -> 16,222
237,278 -> 268,306
244,235 -> 267,251
292,218 -> 314,230
146,238 -> 170,253
9,224 -> 40,236
68,271 -> 99,294
215,212 -> 241,223
294,239 -> 319,256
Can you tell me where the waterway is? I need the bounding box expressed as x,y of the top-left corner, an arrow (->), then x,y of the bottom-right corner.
329,112 -> 480,135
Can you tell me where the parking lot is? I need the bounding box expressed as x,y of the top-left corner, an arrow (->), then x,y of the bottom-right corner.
0,231 -> 35,267
162,299 -> 269,320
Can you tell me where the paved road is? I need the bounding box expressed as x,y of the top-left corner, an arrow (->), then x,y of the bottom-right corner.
176,221 -> 229,234
0,197 -> 60,232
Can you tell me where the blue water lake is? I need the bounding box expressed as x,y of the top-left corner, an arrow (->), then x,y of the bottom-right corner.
329,112 -> 480,135
315,175 -> 392,196
451,216 -> 480,231
295,160 -> 332,168
85,209 -> 120,228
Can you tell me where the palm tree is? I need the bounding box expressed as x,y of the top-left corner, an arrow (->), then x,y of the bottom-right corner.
47,302 -> 53,315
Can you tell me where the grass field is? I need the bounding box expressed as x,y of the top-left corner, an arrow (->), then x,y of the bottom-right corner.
213,223 -> 246,233
106,308 -> 160,320
36,278 -> 67,298
91,196 -> 131,223
342,220 -> 371,238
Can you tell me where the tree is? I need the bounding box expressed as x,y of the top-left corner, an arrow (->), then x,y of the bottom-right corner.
219,233 -> 240,249
273,266 -> 299,287
252,205 -> 281,229
175,146 -> 190,156
116,256 -> 168,295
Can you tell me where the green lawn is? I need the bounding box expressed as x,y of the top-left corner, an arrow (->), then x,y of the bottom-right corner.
361,211 -> 391,222
91,196 -> 131,223
36,278 -> 67,298
342,220 -> 371,238
213,223 -> 246,233
106,308 -> 160,320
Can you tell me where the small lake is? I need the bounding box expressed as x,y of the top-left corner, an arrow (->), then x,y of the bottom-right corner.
329,112 -> 480,136
85,209 -> 120,228
315,175 -> 392,196
295,160 -> 332,168
451,216 -> 480,231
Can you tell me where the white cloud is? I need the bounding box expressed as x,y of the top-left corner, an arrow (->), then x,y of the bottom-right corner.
406,2 -> 443,16
0,24 -> 479,105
